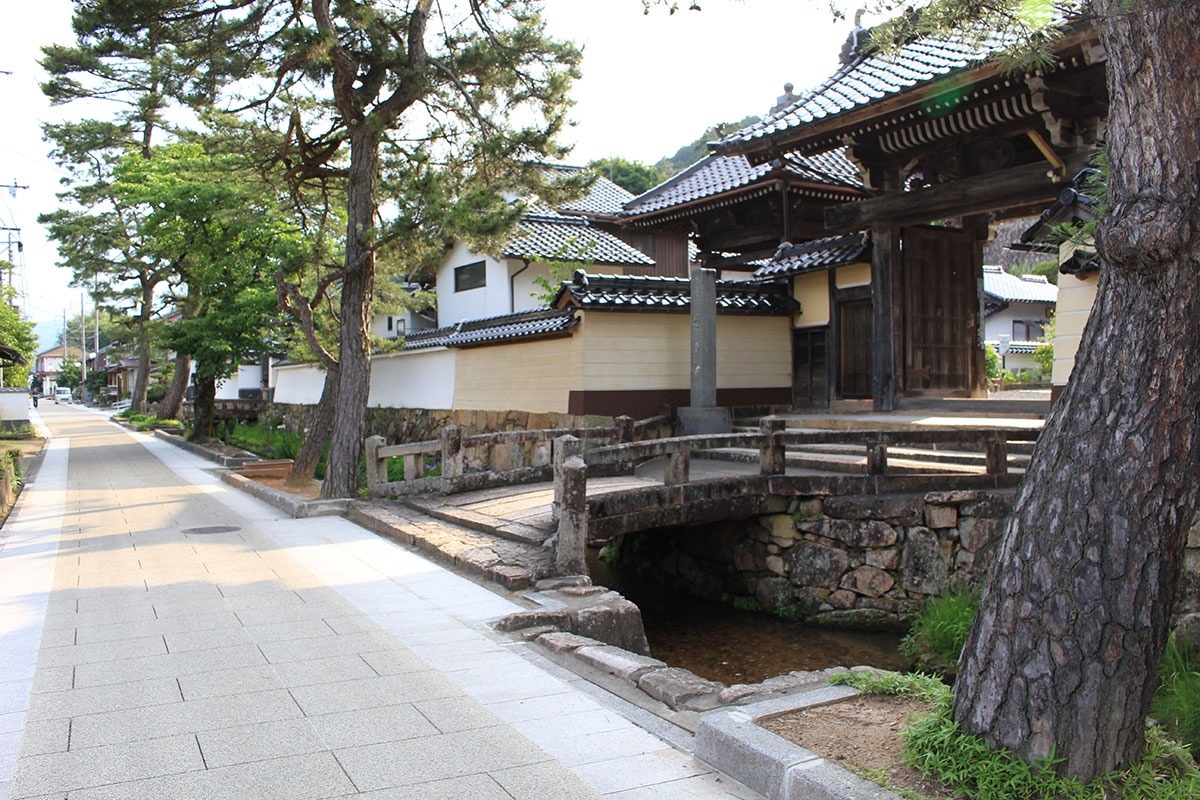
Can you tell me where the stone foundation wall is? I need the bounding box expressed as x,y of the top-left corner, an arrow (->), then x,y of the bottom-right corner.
272,403 -> 650,443
620,489 -> 1012,631
621,490 -> 1200,644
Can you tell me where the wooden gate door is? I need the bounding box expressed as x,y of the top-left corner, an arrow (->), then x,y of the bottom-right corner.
901,227 -> 977,393
838,298 -> 872,398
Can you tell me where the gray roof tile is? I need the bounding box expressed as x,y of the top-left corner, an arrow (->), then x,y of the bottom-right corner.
623,150 -> 862,217
720,33 -> 995,150
546,165 -> 635,215
554,272 -> 798,315
403,308 -> 578,350
982,265 -> 1058,303
503,214 -> 654,266
752,233 -> 871,279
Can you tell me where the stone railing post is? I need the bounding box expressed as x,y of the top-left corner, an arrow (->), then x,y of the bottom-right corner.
553,435 -> 582,522
866,436 -> 888,476
441,424 -> 462,481
555,454 -> 588,575
664,446 -> 690,486
759,416 -> 786,475
615,415 -> 634,444
985,432 -> 1009,475
364,436 -> 386,494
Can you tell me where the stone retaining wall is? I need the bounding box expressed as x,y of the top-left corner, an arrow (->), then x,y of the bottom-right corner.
620,490 -> 1200,645
619,489 -> 1013,631
272,403 -> 671,445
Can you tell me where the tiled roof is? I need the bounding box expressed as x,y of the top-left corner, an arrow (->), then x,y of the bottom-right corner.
403,308 -> 578,350
503,214 -> 654,266
623,151 -> 863,217
553,272 -> 798,315
752,233 -> 870,279
983,265 -> 1058,303
986,339 -> 1041,355
545,165 -> 635,216
719,31 -> 1002,152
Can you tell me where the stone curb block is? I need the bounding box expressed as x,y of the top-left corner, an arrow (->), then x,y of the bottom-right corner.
573,645 -> 666,680
694,685 -> 904,800
218,470 -> 349,519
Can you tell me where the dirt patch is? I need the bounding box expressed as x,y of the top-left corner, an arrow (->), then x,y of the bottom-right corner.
760,694 -> 960,799
246,475 -> 323,501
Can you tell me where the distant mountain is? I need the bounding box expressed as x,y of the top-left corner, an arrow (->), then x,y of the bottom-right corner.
655,115 -> 761,177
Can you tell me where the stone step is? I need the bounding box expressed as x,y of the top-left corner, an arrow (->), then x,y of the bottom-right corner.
346,501 -> 554,591
401,494 -> 553,546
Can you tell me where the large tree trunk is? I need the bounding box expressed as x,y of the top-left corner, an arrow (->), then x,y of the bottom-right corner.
156,353 -> 190,420
321,125 -> 378,498
286,366 -> 337,487
953,2 -> 1200,782
130,287 -> 153,413
188,375 -> 217,443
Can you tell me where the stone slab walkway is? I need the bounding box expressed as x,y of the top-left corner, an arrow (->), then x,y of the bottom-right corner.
0,405 -> 761,800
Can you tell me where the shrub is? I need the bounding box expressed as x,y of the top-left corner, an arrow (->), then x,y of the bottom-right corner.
984,343 -> 1002,379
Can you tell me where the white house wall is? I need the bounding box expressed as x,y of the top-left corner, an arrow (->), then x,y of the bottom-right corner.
983,301 -> 1055,343
369,349 -> 456,409
272,363 -> 327,405
437,243 -> 509,325
216,364 -> 267,400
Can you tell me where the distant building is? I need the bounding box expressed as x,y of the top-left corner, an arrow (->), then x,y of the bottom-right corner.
33,344 -> 83,395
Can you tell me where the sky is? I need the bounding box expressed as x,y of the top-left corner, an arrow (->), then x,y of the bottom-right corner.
0,0 -> 856,346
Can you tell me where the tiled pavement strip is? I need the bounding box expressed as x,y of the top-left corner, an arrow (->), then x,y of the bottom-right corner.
1,406 -> 762,800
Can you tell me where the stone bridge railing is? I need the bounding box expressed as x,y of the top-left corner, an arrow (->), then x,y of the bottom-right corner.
364,413 -> 670,498
551,417 -> 1040,573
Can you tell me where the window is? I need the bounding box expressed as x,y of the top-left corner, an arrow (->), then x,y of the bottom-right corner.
1012,320 -> 1045,341
454,261 -> 487,292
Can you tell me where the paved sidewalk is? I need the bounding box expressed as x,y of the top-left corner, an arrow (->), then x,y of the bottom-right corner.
1,406 -> 761,800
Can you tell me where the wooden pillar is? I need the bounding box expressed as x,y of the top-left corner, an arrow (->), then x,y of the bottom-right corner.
870,221 -> 898,412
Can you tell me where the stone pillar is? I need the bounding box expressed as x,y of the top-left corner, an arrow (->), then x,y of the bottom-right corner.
759,416 -> 786,475
664,447 -> 690,486
679,267 -> 732,435
553,435 -> 582,522
364,435 -> 386,492
615,415 -> 634,444
441,424 -> 462,479
866,436 -> 888,476
985,432 -> 1008,475
555,454 -> 588,575
691,266 -> 717,408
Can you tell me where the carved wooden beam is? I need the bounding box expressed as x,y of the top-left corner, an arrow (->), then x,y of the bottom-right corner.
823,157 -> 1090,230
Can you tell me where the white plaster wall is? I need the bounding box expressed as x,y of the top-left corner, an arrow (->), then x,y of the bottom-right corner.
272,363 -> 328,405
368,349 -> 456,409
436,243 -> 509,324
215,364 -> 267,400
983,301 -> 1054,342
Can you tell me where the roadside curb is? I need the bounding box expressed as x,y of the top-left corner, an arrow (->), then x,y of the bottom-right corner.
694,686 -> 904,800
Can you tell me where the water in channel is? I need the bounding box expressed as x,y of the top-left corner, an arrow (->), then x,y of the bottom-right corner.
588,550 -> 911,686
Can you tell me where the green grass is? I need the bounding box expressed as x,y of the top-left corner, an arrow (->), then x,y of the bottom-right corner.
832,670 -> 1200,800
899,589 -> 979,677
1152,637 -> 1200,753
117,410 -> 184,432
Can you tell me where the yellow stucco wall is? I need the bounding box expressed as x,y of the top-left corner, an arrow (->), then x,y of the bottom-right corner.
835,262 -> 872,289
578,314 -> 791,389
1052,271 -> 1099,387
450,312 -> 792,413
452,332 -> 585,412
792,272 -> 830,328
